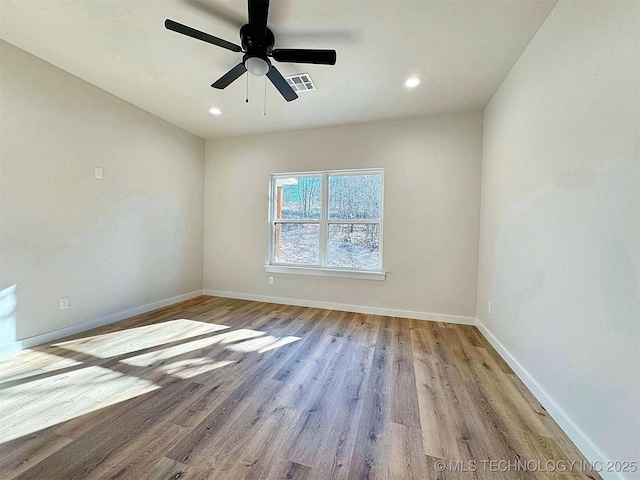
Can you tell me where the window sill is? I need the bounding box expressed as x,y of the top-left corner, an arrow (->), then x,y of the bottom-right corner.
265,265 -> 386,281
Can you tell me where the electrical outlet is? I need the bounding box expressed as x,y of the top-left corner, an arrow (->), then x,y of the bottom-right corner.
488,302 -> 492,314
95,167 -> 103,179
269,276 -> 274,285
60,297 -> 70,310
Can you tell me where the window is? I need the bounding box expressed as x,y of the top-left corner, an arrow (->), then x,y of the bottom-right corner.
267,169 -> 384,280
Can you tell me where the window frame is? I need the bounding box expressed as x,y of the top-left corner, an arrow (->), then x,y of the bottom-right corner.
266,168 -> 385,280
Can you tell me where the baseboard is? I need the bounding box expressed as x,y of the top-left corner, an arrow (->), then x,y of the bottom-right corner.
202,289 -> 476,325
475,318 -> 622,480
0,290 -> 204,355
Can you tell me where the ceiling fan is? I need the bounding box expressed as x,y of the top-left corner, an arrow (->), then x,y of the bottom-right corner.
165,0 -> 337,102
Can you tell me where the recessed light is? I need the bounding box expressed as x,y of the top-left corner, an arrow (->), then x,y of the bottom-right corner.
404,77 -> 422,89
209,107 -> 222,115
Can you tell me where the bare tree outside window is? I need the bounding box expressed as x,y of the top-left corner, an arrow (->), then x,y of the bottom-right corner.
271,170 -> 383,271
279,177 -> 321,220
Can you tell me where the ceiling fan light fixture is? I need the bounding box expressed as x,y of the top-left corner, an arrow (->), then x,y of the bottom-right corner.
404,76 -> 423,89
245,56 -> 270,76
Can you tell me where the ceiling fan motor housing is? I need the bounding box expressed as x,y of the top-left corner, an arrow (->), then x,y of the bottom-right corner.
241,24 -> 274,76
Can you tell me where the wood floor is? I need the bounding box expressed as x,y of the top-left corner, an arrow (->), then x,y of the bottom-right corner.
0,296 -> 599,480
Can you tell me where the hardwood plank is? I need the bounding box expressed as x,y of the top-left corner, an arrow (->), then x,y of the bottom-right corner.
147,457 -> 188,480
0,429 -> 73,479
367,314 -> 393,395
342,313 -> 381,347
412,346 -> 463,461
271,315 -> 336,384
287,338 -> 353,466
226,406 -> 301,480
311,344 -> 374,480
323,309 -> 354,338
423,323 -> 450,365
389,422 -> 428,480
273,334 -> 348,411
438,327 -> 477,381
346,317 -> 394,480
390,317 -> 421,428
267,460 -> 311,480
346,389 -> 391,480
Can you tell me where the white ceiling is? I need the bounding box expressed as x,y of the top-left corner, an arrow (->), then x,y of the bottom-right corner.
0,0 -> 556,138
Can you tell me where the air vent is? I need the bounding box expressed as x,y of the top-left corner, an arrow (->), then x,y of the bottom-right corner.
284,73 -> 316,93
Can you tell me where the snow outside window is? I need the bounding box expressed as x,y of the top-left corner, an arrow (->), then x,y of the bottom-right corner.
268,169 -> 384,275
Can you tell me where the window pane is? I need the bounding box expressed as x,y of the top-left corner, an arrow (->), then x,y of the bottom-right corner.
329,174 -> 382,220
274,223 -> 319,265
275,176 -> 321,220
327,224 -> 380,269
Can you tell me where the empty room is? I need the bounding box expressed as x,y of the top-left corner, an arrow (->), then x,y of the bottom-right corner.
0,0 -> 638,479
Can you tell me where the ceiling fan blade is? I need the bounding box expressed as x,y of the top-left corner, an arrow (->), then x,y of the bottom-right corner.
271,49 -> 337,65
266,65 -> 298,102
182,0 -> 245,29
248,0 -> 270,36
165,19 -> 242,53
211,63 -> 247,89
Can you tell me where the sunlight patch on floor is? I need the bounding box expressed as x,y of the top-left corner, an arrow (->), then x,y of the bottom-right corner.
228,335 -> 301,353
54,319 -> 230,358
0,365 -> 158,443
0,320 -> 301,444
216,328 -> 267,344
258,336 -> 300,353
0,350 -> 82,385
158,359 -> 234,379
121,329 -> 266,367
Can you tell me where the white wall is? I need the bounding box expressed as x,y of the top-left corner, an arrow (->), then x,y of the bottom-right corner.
204,112 -> 483,321
0,41 -> 205,349
476,2 -> 639,478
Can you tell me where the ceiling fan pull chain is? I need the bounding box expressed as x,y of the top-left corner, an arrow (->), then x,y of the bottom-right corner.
264,76 -> 267,116
246,73 -> 249,103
